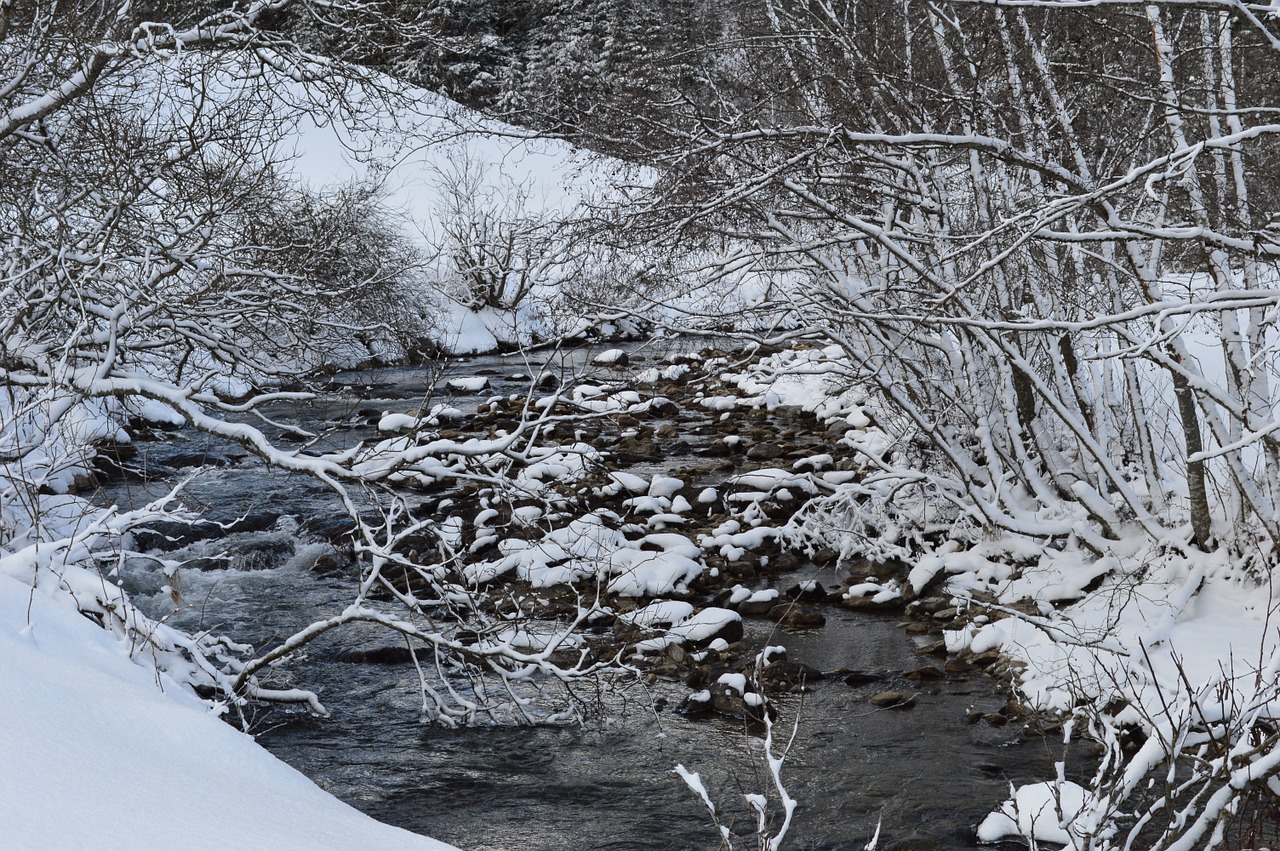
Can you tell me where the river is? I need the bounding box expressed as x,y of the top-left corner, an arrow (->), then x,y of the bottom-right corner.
96,342 -> 1076,850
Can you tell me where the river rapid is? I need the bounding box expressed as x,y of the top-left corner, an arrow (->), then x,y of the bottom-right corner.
95,341 -> 1078,850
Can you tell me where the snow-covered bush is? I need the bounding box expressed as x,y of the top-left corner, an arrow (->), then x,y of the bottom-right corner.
429,149 -> 572,313
618,3 -> 1280,844
644,1 -> 1280,558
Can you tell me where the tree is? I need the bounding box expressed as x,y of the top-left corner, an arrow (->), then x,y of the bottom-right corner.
639,0 -> 1280,557
616,2 -> 1280,843
0,0 -> 619,724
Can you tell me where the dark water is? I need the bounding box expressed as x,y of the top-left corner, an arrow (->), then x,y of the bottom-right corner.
251,607 -> 1061,850
98,345 -> 1067,850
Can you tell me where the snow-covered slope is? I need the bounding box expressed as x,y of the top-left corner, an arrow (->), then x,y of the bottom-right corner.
0,571 -> 456,851
291,83 -> 640,352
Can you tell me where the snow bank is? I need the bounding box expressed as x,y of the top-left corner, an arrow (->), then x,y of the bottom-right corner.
0,572 -> 455,851
977,781 -> 1087,845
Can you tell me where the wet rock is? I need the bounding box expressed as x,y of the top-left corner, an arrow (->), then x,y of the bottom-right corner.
944,659 -> 974,675
745,443 -> 783,461
842,670 -> 885,688
611,436 -> 656,463
767,604 -> 826,629
870,691 -> 916,709
129,519 -> 221,551
336,646 -> 416,664
910,596 -> 951,616
967,649 -> 1002,667
679,690 -> 713,715
189,537 -> 293,571
649,656 -> 684,678
225,511 -> 285,532
708,684 -> 773,722
301,515 -> 357,543
307,548 -> 351,575
999,699 -> 1026,718
811,548 -> 839,567
733,593 -> 781,617
163,450 -> 239,469
905,666 -> 945,682
697,441 -> 732,458
769,551 -> 801,571
785,581 -> 827,603
916,639 -> 948,658
846,557 -> 907,582
758,660 -> 825,693
840,594 -> 906,614
648,398 -> 680,416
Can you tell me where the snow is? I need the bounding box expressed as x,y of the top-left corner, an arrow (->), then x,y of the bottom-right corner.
670,608 -> 741,643
716,672 -> 749,694
378,412 -> 420,432
606,471 -> 650,494
624,599 -> 695,629
592,348 -> 627,364
287,80 -> 647,353
977,781 -> 1087,845
446,375 -> 491,393
648,475 -> 684,499
607,546 -> 704,597
0,572 -> 455,851
622,601 -> 739,647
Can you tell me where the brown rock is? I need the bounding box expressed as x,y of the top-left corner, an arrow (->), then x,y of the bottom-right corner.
767,604 -> 827,629
905,666 -> 945,682
870,691 -> 916,709
746,443 -> 783,461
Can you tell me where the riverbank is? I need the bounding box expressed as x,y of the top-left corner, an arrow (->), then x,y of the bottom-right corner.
0,567 -> 458,851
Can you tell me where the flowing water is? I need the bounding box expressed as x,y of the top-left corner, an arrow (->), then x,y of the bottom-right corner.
96,343 -> 1073,850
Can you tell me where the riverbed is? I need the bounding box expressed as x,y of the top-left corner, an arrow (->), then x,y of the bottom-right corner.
95,342 -> 1076,849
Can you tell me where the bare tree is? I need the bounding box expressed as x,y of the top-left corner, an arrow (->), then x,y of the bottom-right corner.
640,0 -> 1280,558
0,0 -> 621,724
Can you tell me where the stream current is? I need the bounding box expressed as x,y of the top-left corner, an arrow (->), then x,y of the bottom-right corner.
96,343 -> 1070,850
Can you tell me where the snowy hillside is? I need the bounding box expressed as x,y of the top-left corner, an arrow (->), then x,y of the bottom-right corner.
289,83 -> 646,353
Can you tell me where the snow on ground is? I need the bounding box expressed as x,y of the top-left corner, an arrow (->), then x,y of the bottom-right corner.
0,570 -> 455,851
